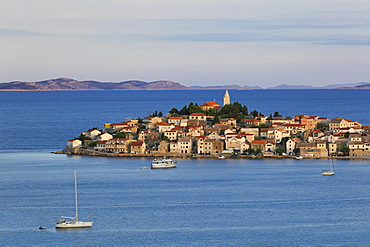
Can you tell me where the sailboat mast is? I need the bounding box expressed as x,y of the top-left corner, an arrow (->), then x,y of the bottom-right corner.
74,169 -> 78,222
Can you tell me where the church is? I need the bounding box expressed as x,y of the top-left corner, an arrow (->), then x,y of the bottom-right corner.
200,90 -> 230,111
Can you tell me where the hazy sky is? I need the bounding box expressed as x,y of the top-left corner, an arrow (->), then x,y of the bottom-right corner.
1,0 -> 370,87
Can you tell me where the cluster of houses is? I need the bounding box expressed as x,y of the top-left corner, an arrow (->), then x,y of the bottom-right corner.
66,91 -> 370,158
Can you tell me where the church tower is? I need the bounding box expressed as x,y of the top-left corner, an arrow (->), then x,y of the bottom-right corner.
223,90 -> 230,106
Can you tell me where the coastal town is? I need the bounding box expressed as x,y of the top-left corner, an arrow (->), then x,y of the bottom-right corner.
61,90 -> 370,159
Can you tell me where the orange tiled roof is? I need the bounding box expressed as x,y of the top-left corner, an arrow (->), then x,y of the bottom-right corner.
130,141 -> 143,146
200,101 -> 220,107
190,113 -> 206,116
156,122 -> 170,126
252,140 -> 267,144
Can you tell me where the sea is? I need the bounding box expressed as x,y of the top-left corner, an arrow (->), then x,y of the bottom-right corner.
0,89 -> 370,246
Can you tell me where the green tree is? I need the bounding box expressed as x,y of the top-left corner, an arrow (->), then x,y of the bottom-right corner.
115,132 -> 127,139
241,105 -> 248,115
178,105 -> 189,115
188,104 -> 203,114
254,148 -> 262,155
207,108 -> 217,116
78,134 -> 91,142
338,145 -> 350,156
88,141 -> 98,148
212,115 -> 220,125
293,147 -> 300,155
275,147 -> 285,155
250,110 -> 259,118
316,122 -> 328,132
169,108 -> 178,114
273,111 -> 282,118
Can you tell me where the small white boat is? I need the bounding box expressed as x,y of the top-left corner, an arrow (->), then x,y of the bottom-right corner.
151,157 -> 177,169
56,170 -> 93,228
321,170 -> 335,176
141,167 -> 148,169
218,155 -> 225,159
322,159 -> 335,176
295,155 -> 303,160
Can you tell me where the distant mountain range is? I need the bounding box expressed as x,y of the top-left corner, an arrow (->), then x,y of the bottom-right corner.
265,82 -> 370,89
0,78 -> 188,91
0,78 -> 369,91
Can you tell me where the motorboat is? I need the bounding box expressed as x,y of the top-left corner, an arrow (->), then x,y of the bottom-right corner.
151,157 -> 177,169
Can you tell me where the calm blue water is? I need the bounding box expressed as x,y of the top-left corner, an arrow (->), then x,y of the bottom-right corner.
0,90 -> 370,246
0,89 -> 369,151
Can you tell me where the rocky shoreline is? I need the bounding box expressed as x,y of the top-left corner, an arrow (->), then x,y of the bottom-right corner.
56,147 -> 370,160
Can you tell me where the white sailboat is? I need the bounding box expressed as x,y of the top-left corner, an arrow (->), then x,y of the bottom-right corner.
321,159 -> 335,176
56,170 -> 93,228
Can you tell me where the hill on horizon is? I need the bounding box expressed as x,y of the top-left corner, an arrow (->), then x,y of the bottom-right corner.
0,78 -> 368,91
0,78 -> 188,91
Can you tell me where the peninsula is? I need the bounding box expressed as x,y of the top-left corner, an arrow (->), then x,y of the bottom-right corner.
59,90 -> 370,159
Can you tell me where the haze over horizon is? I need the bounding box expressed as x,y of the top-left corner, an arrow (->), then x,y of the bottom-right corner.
1,0 -> 370,88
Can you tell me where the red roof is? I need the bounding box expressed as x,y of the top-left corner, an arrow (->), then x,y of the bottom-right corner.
130,141 -> 143,146
190,113 -> 206,116
252,140 -> 267,145
200,101 -> 219,107
156,122 -> 170,126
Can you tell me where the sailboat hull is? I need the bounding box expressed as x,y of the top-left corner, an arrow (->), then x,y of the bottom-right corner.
321,171 -> 335,176
56,221 -> 93,228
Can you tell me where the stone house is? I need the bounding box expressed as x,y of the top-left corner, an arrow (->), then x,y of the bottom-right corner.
157,140 -> 170,154
104,138 -> 131,153
286,138 -> 299,155
168,117 -> 182,126
244,119 -> 261,127
188,125 -> 205,137
178,136 -> 193,154
225,136 -> 249,153
189,113 -> 207,121
297,142 -> 328,158
327,142 -> 337,156
95,132 -> 113,141
130,141 -> 146,154
82,128 -> 101,140
156,122 -> 174,133
197,138 -> 224,154
220,118 -> 236,128
164,130 -> 179,140
142,116 -> 163,129
67,139 -> 82,148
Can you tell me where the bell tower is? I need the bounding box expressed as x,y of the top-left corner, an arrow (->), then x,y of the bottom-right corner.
223,90 -> 230,106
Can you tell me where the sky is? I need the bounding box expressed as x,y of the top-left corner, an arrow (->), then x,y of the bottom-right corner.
1,0 -> 370,88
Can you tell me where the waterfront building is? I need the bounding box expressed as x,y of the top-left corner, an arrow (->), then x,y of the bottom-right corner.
197,137 -> 224,155
67,139 -> 82,148
130,141 -> 146,154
